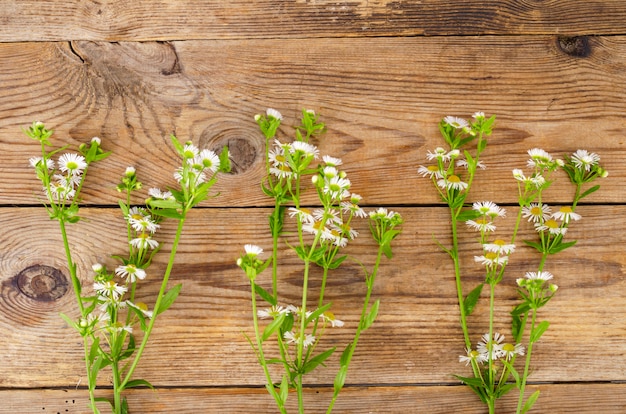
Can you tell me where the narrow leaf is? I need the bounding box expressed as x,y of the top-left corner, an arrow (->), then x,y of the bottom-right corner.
464,283 -> 484,316
254,283 -> 277,307
155,283 -> 182,316
123,379 -> 155,390
334,365 -> 348,393
262,312 -> 286,342
361,299 -> 380,330
306,302 -> 332,325
302,347 -> 336,374
521,390 -> 541,414
530,320 -> 550,343
580,185 -> 600,200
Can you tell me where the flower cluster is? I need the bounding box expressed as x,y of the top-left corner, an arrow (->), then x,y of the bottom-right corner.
419,113 -> 607,414
460,332 -> 525,366
240,109 -> 402,414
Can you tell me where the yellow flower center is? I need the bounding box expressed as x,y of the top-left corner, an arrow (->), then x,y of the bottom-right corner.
448,175 -> 461,183
530,206 -> 542,216
559,206 -> 573,214
494,239 -> 507,246
485,252 -> 498,260
545,219 -> 559,229
502,343 -> 515,353
427,165 -> 439,172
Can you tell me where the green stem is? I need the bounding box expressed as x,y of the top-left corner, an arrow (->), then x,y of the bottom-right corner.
121,216 -> 185,388
112,360 -> 122,414
251,282 -> 287,414
450,210 -> 471,349
59,220 -> 85,315
516,309 -> 538,414
326,246 -> 384,414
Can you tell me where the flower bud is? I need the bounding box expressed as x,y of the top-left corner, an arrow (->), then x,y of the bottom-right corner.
91,136 -> 101,145
92,263 -> 104,273
125,166 -> 136,177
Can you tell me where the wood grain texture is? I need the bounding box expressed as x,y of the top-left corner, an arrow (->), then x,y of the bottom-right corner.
3,383 -> 626,413
0,37 -> 623,207
1,1 -> 626,41
0,206 -> 623,391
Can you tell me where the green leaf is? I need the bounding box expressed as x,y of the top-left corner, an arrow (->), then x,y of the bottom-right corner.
511,312 -> 524,342
262,312 -> 286,342
453,374 -> 485,388
155,283 -> 182,316
580,184 -> 600,200
333,365 -> 348,393
306,302 -> 333,325
123,378 -> 155,390
254,283 -> 277,307
170,134 -> 184,154
530,320 -> 550,343
361,299 -> 380,330
327,255 -> 348,269
148,198 -> 183,210
219,145 -> 231,173
339,343 -> 353,366
456,209 -> 481,222
59,312 -> 78,331
521,390 -> 541,414
278,375 -> 289,405
548,240 -> 577,254
464,283 -> 483,316
501,359 -> 520,388
302,347 -> 336,374
523,239 -> 545,253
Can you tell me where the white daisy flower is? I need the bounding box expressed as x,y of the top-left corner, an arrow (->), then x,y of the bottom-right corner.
456,159 -> 486,170
288,207 -> 315,224
148,188 -> 173,200
257,305 -> 287,319
266,108 -> 283,120
29,156 -> 55,170
94,280 -> 127,301
444,116 -> 469,129
466,218 -> 496,233
322,155 -> 342,166
197,149 -> 220,173
477,332 -> 505,360
426,147 -> 450,161
182,143 -> 199,159
459,348 -> 488,366
534,219 -> 567,235
527,148 -> 553,168
129,234 -> 159,250
283,331 -> 316,348
322,311 -> 344,327
58,153 -> 87,175
473,201 -> 506,218
129,216 -> 160,234
115,264 -> 147,282
482,240 -> 516,255
437,175 -> 468,191
522,203 -> 552,223
244,244 -> 263,257
551,206 -> 581,223
571,149 -> 600,172
524,271 -> 554,281
291,141 -> 319,159
474,253 -> 509,268
501,343 -> 525,361
417,165 -> 444,178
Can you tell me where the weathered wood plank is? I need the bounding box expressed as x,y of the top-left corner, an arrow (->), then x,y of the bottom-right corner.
0,206 -> 623,389
1,1 -> 626,41
0,37 -> 623,206
2,383 -> 626,413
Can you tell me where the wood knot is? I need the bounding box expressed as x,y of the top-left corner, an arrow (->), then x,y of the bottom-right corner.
199,129 -> 260,175
557,36 -> 591,58
14,265 -> 69,302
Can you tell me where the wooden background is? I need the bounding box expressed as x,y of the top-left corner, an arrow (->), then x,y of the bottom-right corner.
1,1 -> 625,413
